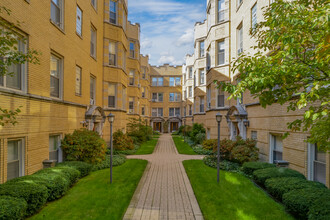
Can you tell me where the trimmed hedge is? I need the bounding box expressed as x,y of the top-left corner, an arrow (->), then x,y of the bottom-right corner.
203,156 -> 241,172
265,177 -> 326,201
35,166 -> 80,186
252,167 -> 305,186
282,188 -> 330,219
308,194 -> 330,220
92,155 -> 126,171
0,196 -> 27,220
56,161 -> 92,177
0,181 -> 48,216
242,161 -> 276,176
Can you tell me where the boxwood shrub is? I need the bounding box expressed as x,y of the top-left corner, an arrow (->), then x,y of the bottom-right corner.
92,155 -> 126,171
265,177 -> 326,201
36,166 -> 80,186
0,181 -> 48,216
0,196 -> 27,219
253,167 -> 305,186
203,156 -> 240,172
282,188 -> 330,219
308,194 -> 330,220
56,161 -> 92,177
242,161 -> 276,176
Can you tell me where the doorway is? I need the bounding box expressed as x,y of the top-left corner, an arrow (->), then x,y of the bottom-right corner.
153,122 -> 162,132
170,122 -> 179,133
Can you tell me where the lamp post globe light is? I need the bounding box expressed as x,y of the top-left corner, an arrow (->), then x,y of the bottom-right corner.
216,113 -> 222,183
107,113 -> 115,184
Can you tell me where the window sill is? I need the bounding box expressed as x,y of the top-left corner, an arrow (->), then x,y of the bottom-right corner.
50,20 -> 65,34
76,32 -> 83,40
90,55 -> 97,61
75,93 -> 82,97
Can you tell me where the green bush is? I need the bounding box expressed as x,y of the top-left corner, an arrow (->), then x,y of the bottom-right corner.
189,123 -> 206,144
127,118 -> 153,143
0,196 -> 27,220
92,155 -> 126,171
113,130 -> 134,151
253,167 -> 305,186
242,161 -> 276,176
0,181 -> 48,216
265,177 -> 326,201
56,161 -> 92,178
203,156 -> 241,172
61,129 -> 107,164
282,188 -> 330,219
36,167 -> 80,186
308,194 -> 330,220
230,138 -> 258,164
202,139 -> 217,150
192,145 -> 213,155
8,173 -> 70,201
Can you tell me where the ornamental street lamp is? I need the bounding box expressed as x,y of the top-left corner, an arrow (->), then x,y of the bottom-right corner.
107,113 -> 115,184
183,118 -> 186,142
216,113 -> 223,183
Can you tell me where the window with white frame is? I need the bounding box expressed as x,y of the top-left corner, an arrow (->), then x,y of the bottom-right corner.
51,0 -> 63,28
237,23 -> 243,55
142,67 -> 146,79
152,108 -> 163,117
169,77 -> 175,86
189,86 -> 192,97
122,85 -> 126,109
76,6 -> 82,36
152,93 -> 163,102
129,42 -> 135,58
90,26 -> 97,58
199,41 -> 205,58
200,96 -> 205,112
49,135 -> 62,162
199,69 -> 205,85
169,108 -> 180,117
270,135 -> 283,163
129,97 -> 134,113
189,67 -> 193,78
169,77 -> 181,86
109,41 -> 116,66
75,66 -> 82,96
50,54 -> 62,98
91,0 -> 97,9
7,139 -> 24,181
151,77 -> 163,86
110,0 -> 117,24
308,143 -> 326,184
108,83 -> 116,108
217,40 -> 225,65
158,108 -> 163,116
206,48 -> 211,70
189,105 -> 192,115
184,90 -> 187,100
251,3 -> 257,30
169,93 -> 180,102
207,86 -> 211,109
217,86 -> 225,107
129,70 -> 135,85
218,0 -> 225,22
90,75 -> 96,105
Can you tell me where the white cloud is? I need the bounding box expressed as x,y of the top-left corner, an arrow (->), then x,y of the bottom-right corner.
158,55 -> 182,66
176,29 -> 194,47
141,38 -> 153,50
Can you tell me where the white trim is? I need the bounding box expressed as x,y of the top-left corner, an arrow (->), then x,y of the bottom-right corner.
307,143 -> 315,181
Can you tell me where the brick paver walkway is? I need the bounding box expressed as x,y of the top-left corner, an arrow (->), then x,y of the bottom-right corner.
123,134 -> 204,220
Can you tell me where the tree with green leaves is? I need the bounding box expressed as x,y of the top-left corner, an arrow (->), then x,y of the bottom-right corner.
0,7 -> 39,126
219,0 -> 329,150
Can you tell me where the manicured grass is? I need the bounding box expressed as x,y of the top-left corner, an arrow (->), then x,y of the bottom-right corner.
172,135 -> 197,155
135,136 -> 159,155
29,160 -> 147,220
183,160 -> 294,220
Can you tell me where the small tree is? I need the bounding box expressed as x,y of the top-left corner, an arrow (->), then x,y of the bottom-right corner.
219,0 -> 329,150
126,117 -> 153,143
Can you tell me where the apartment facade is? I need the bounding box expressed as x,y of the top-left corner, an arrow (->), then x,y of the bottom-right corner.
183,0 -> 329,187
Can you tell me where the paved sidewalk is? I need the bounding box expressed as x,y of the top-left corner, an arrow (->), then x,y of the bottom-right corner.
123,134 -> 204,220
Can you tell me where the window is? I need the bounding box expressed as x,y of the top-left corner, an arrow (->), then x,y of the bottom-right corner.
122,86 -> 126,109
50,54 -> 62,98
142,87 -> 146,98
110,0 -> 117,24
217,87 -> 225,107
207,86 -> 211,109
237,24 -> 243,55
90,76 -> 96,105
189,67 -> 193,78
51,0 -> 63,28
158,93 -> 163,102
129,97 -> 134,113
76,6 -> 82,36
184,90 -> 187,100
152,108 -> 163,117
199,41 -> 205,58
108,83 -> 116,108
169,108 -> 180,117
49,135 -> 62,162
91,0 -> 97,9
270,135 -> 283,163
169,93 -> 180,102
175,77 -> 181,86
169,77 -> 175,86
184,107 -> 186,116
142,67 -> 146,79
141,106 -> 145,115
152,93 -> 163,102
308,144 -> 326,184
129,42 -> 135,58
151,77 -> 163,86
251,131 -> 257,140
122,50 -> 126,70
129,70 -> 135,85
0,39 -> 26,91
206,48 -> 211,70
7,139 -> 24,181
75,66 -> 82,96
90,27 -> 97,58
189,86 -> 192,97
200,97 -> 205,112
251,3 -> 257,30
217,40 -> 225,65
199,69 -> 205,85
189,105 -> 192,115
109,41 -> 116,66
218,0 -> 225,22
158,108 -> 163,116
238,0 -> 243,7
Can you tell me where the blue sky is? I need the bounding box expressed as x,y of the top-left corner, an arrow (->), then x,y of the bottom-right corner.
128,0 -> 206,66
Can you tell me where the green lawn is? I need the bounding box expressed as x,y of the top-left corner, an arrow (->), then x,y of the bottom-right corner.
172,135 -> 197,155
135,136 -> 159,155
183,160 -> 294,220
29,159 -> 147,220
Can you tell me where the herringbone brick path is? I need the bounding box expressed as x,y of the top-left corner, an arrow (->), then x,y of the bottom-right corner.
123,134 -> 204,220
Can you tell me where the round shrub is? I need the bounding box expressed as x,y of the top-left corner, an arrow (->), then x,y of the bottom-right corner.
0,181 -> 48,216
252,167 -> 305,186
0,196 -> 27,219
61,129 -> 107,164
36,167 -> 80,186
92,155 -> 126,171
202,139 -> 217,150
113,130 -> 134,151
282,188 -> 330,219
192,145 -> 213,155
7,173 -> 70,201
265,177 -> 326,201
56,161 -> 92,177
242,161 -> 276,176
308,194 -> 330,220
189,123 -> 206,144
203,156 -> 240,172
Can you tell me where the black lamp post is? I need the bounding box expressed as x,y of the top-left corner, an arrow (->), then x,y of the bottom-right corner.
183,118 -> 186,142
107,113 -> 115,184
216,113 -> 223,183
